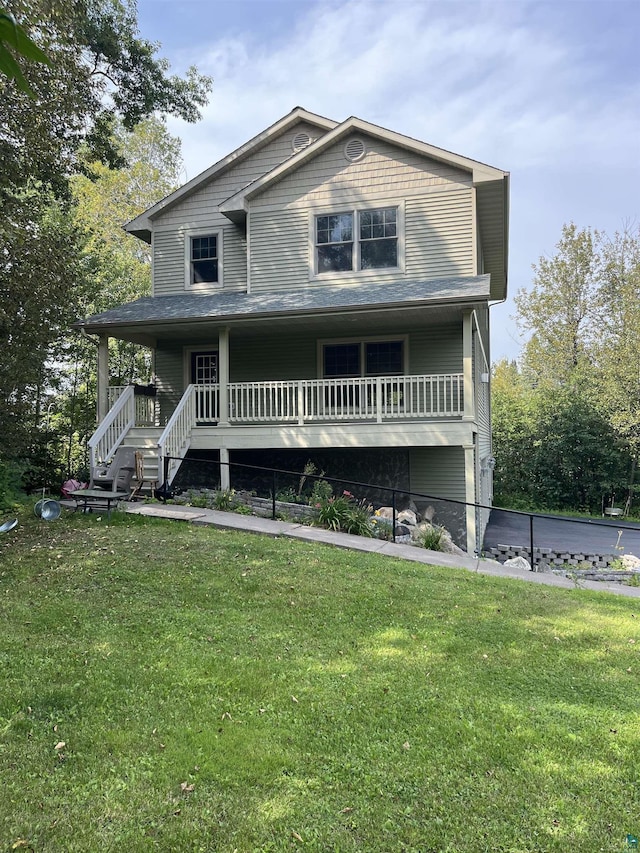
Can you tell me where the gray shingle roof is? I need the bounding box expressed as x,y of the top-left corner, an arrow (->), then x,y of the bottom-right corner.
77,276 -> 491,330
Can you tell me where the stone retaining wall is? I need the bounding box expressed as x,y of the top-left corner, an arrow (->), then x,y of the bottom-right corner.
487,543 -> 618,570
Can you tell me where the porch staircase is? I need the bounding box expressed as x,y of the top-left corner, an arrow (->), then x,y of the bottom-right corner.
120,426 -> 163,496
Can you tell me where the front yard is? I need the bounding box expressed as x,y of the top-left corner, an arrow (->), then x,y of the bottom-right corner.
0,511 -> 638,851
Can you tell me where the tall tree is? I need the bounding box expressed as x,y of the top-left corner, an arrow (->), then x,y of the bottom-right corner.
515,223 -> 600,387
503,222 -> 640,512
0,0 -> 210,480
50,118 -> 184,480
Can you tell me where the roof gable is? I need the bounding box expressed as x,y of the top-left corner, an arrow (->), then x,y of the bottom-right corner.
220,116 -> 507,217
125,107 -> 338,241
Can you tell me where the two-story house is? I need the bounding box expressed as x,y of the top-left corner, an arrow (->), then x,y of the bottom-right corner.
77,107 -> 509,552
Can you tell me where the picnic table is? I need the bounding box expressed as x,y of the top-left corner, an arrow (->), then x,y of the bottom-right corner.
70,488 -> 129,519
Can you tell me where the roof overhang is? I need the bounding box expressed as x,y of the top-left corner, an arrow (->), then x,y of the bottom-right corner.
74,276 -> 491,346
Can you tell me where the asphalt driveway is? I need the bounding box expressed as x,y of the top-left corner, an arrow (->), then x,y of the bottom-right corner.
483,508 -> 640,556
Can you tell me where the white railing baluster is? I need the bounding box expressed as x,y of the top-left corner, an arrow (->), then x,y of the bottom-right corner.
157,385 -> 198,485
165,375 -> 464,432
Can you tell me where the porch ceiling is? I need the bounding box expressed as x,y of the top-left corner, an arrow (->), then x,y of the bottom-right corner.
75,276 -> 490,345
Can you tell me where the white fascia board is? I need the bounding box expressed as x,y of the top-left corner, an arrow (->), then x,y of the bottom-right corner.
124,107 -> 338,234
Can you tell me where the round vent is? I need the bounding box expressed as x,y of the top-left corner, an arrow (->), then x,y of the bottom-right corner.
344,138 -> 366,162
292,131 -> 311,153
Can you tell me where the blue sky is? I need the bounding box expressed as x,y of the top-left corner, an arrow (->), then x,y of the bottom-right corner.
136,0 -> 640,361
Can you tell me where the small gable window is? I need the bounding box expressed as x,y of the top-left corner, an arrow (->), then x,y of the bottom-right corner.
314,207 -> 399,276
185,230 -> 223,289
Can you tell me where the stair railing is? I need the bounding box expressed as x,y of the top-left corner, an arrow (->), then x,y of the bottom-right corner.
157,385 -> 197,487
88,385 -> 136,470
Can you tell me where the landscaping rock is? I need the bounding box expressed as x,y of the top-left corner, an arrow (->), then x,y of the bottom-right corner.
376,506 -> 394,520
621,553 -> 640,570
410,521 -> 465,556
503,556 -> 532,572
397,509 -> 418,526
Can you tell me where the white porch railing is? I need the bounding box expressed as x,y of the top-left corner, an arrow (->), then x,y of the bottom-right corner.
225,374 -> 463,424
89,384 -> 136,469
107,386 -> 156,425
157,385 -> 197,485
146,373 -> 463,486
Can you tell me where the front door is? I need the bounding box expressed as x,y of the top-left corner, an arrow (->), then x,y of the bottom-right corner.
190,350 -> 218,422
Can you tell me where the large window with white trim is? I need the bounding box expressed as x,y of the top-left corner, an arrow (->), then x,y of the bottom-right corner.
322,339 -> 404,378
315,207 -> 398,275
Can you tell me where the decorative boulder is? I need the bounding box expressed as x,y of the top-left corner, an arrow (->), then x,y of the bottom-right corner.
621,553 -> 640,570
375,506 -> 394,520
422,505 -> 435,522
503,556 -> 532,572
397,509 -> 418,526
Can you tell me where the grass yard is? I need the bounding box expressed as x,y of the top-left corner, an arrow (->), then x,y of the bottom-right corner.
0,510 -> 639,852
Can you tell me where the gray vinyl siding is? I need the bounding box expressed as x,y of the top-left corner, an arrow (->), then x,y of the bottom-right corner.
408,324 -> 462,374
250,210 -> 308,292
153,231 -> 183,296
155,342 -> 184,422
230,333 -> 317,382
151,121 -> 322,296
409,446 -> 466,502
405,190 -> 474,278
154,122 -> 323,227
251,135 -> 472,209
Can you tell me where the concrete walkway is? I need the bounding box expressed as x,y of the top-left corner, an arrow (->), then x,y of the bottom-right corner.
124,502 -> 640,599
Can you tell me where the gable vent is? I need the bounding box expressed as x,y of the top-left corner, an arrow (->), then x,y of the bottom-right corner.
344,138 -> 366,162
292,131 -> 312,153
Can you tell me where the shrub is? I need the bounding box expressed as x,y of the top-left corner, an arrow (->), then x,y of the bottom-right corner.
420,524 -> 446,551
309,478 -> 333,505
315,490 -> 373,537
0,460 -> 23,511
371,516 -> 394,540
213,489 -> 238,511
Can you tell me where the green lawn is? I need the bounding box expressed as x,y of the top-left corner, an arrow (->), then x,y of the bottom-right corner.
1,510 -> 639,852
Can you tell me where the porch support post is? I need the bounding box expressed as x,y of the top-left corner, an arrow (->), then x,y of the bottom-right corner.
464,441 -> 477,555
219,447 -> 230,491
97,333 -> 109,422
218,326 -> 230,426
462,310 -> 474,420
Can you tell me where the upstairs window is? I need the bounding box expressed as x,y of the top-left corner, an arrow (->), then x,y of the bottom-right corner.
190,234 -> 218,284
315,207 -> 399,275
316,214 -> 353,273
359,208 -> 397,269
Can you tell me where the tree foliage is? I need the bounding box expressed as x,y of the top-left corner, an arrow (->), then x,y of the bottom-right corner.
0,1 -> 209,488
497,222 -> 640,513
